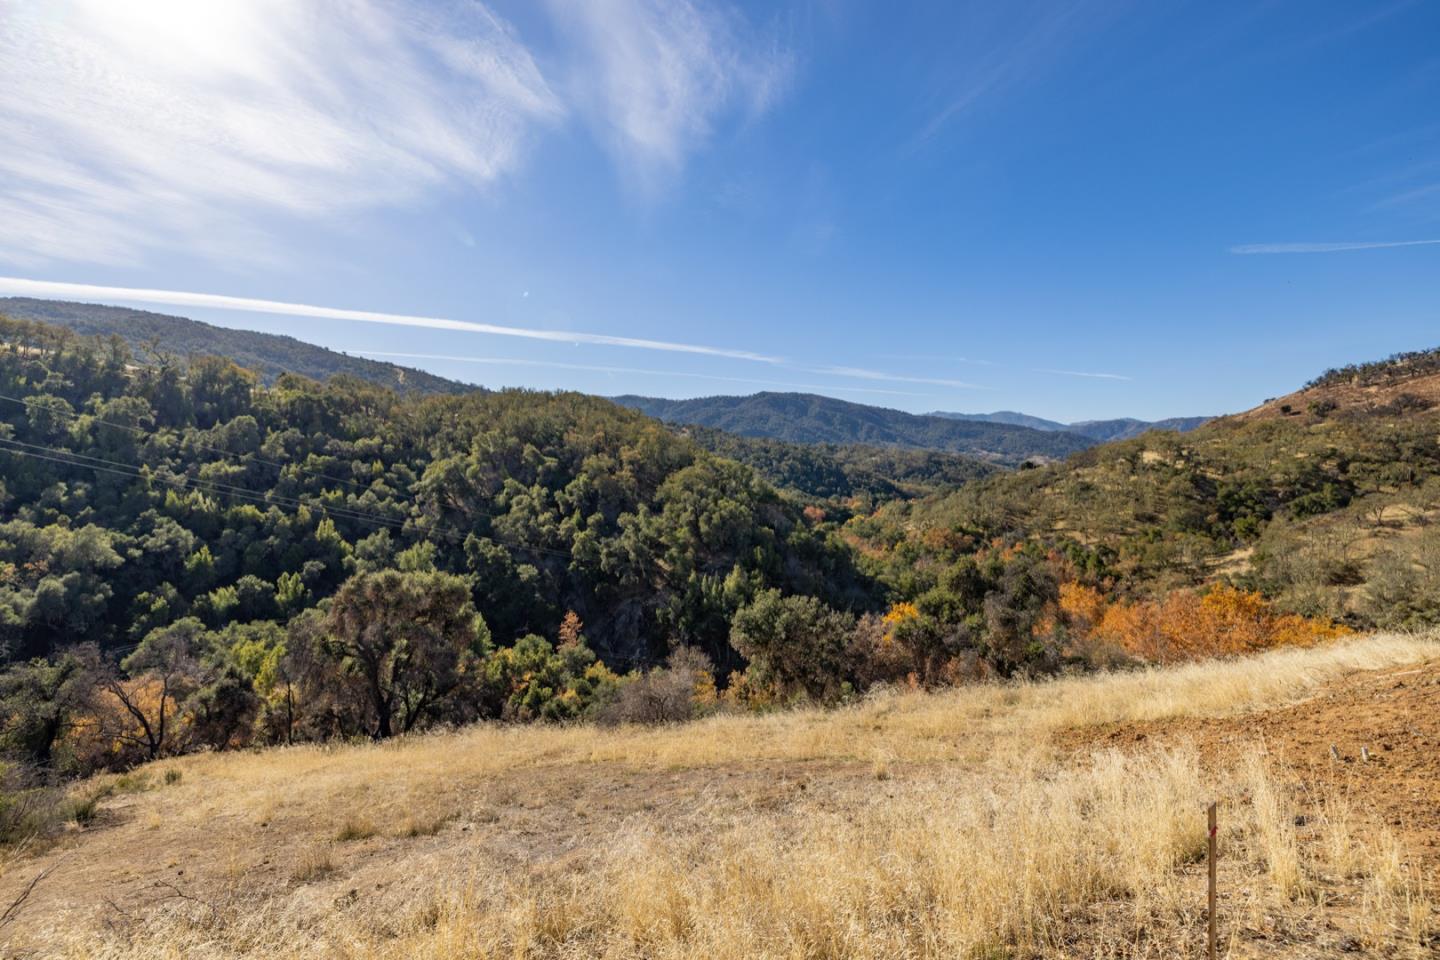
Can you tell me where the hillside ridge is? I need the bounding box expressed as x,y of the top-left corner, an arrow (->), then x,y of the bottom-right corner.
613,391 -> 1091,466
930,409 -> 1211,442
0,297 -> 474,396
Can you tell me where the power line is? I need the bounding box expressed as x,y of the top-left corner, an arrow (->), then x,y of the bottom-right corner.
0,347 -> 583,560
0,438 -> 578,563
0,437 -> 408,532
0,387 -> 531,529
0,437 -> 577,562
0,389 -> 402,500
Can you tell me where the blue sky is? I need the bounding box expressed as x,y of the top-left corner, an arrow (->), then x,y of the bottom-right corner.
0,0 -> 1437,421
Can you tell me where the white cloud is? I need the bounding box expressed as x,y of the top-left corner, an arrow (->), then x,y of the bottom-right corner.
542,0 -> 791,184
911,0 -> 1101,148
0,0 -> 562,266
1229,239 -> 1440,254
0,0 -> 795,266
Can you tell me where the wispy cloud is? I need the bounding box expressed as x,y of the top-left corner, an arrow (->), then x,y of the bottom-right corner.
543,0 -> 791,186
1229,239 -> 1440,254
878,354 -> 1124,383
877,353 -> 999,367
911,0 -> 1101,148
808,365 -> 986,390
357,351 -> 929,397
0,278 -> 780,363
1370,181 -> 1440,210
0,0 -> 792,266
0,1 -> 563,267
1034,368 -> 1132,381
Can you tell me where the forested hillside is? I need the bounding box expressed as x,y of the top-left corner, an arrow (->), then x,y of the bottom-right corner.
613,392 -> 1090,465
853,348 -> 1440,634
0,314 -> 883,666
1066,415 -> 1211,442
0,313 -> 1374,786
0,298 -> 470,396
677,425 -> 996,507
0,314 -> 902,770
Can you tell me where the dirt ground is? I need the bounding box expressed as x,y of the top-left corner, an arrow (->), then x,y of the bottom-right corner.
1064,659 -> 1440,957
1066,660 -> 1440,867
1,758 -> 885,954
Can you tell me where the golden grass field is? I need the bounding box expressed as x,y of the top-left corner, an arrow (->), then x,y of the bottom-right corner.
4,634 -> 1439,958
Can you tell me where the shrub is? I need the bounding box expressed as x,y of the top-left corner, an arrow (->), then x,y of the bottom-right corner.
601,647 -> 716,725
845,612 -> 913,688
290,845 -> 335,882
61,780 -> 119,828
0,762 -> 65,845
397,813 -> 451,838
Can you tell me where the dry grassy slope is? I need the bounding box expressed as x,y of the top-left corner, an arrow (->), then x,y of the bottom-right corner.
1223,368 -> 1440,426
3,636 -> 1439,958
1071,658 -> 1440,859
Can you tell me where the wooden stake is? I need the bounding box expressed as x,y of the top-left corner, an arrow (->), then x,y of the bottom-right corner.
1207,802 -> 1218,960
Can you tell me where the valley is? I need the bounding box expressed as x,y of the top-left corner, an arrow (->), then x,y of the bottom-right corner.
3,305 -> 1440,958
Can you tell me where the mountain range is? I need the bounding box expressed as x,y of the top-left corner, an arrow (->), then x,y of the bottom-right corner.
2,298 -> 1206,464
611,393 -> 1093,466
927,410 -> 1211,442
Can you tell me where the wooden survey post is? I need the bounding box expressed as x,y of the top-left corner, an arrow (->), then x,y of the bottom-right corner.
1207,801 -> 1218,960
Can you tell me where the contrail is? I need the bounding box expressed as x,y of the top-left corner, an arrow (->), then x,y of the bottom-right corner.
1229,239 -> 1440,255
0,277 -> 782,364
810,364 -> 985,390
0,276 -> 999,391
1034,368 -> 1132,381
358,351 -> 931,396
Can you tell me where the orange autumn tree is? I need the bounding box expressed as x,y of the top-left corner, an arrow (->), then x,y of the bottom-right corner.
1085,585 -> 1348,664
62,675 -> 187,772
1058,582 -> 1108,636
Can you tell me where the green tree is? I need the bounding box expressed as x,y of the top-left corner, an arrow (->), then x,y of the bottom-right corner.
321,570 -> 490,738
0,649 -> 94,768
980,554 -> 1059,674
729,589 -> 855,701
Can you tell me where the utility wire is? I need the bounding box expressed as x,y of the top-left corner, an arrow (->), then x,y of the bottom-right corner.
0,391 -> 375,495
0,388 -> 528,529
0,438 -> 578,562
0,351 -> 584,558
0,388 -> 564,552
0,389 -> 522,525
0,437 -> 409,532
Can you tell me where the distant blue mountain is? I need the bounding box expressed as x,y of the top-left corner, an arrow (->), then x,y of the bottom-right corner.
612,393 -> 1093,466
929,410 -> 1210,442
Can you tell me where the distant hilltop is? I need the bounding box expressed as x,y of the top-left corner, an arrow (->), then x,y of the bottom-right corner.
926,410 -> 1211,443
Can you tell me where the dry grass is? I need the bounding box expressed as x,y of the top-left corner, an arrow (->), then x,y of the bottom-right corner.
332,816 -> 377,842
396,812 -> 452,838
289,845 -> 335,883
11,633 -> 1440,958
128,633 -> 1440,799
